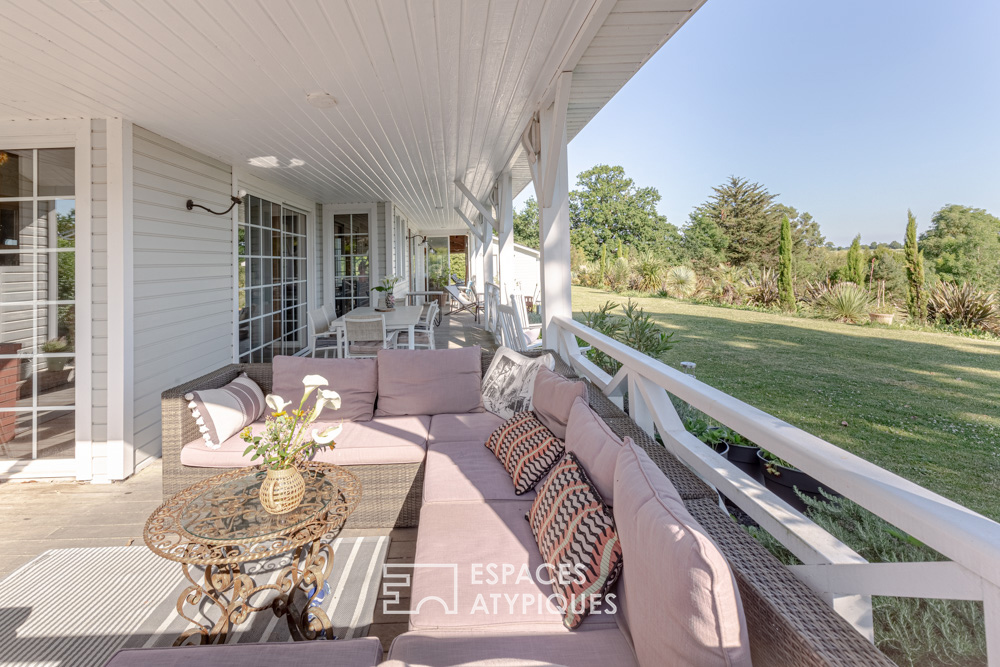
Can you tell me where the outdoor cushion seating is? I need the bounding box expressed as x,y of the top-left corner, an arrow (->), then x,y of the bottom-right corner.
385,626 -> 637,667
104,638 -> 383,667
614,441 -> 751,667
272,355 -> 377,422
407,500 -> 620,632
423,440 -> 534,504
426,412 -> 505,444
375,347 -> 484,417
564,396 -> 627,504
531,367 -> 588,440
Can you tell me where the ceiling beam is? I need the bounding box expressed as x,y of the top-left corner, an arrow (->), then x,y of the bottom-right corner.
454,206 -> 483,243
454,179 -> 496,229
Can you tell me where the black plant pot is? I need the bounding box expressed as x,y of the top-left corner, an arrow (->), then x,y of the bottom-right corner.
707,440 -> 730,458
726,442 -> 760,464
757,449 -> 827,495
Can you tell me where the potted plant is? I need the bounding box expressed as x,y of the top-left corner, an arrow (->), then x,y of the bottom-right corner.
868,280 -> 895,325
373,275 -> 401,311
241,375 -> 342,514
683,414 -> 729,457
41,337 -> 71,372
757,449 -> 828,495
719,427 -> 760,464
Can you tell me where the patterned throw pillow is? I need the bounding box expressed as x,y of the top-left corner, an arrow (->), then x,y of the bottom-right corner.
528,453 -> 623,630
481,346 -> 554,419
485,411 -> 565,494
185,373 -> 265,449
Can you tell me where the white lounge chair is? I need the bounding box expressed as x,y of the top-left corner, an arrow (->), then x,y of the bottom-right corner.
445,284 -> 483,322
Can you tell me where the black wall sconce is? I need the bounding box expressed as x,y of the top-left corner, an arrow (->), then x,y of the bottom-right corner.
187,190 -> 246,216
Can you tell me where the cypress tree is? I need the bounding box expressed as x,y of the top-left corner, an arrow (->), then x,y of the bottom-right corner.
904,210 -> 926,320
617,238 -> 624,260
845,235 -> 865,284
600,244 -> 607,285
778,215 -> 795,310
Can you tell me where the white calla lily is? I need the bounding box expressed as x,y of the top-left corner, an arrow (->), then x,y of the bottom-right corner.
300,374 -> 328,402
312,423 -> 343,445
309,388 -> 342,421
265,394 -> 292,414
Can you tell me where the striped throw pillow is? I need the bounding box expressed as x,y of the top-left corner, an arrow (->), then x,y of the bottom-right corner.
528,453 -> 623,629
185,373 -> 265,449
485,411 -> 565,494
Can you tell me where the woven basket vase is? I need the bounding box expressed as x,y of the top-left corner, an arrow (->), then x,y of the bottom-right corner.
259,466 -> 306,514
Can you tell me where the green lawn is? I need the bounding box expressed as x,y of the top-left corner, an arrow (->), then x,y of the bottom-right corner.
572,287 -> 1000,522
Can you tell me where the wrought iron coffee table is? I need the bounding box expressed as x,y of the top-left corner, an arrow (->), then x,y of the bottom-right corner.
143,461 -> 361,645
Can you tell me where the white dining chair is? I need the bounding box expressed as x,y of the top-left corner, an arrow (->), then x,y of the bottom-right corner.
396,301 -> 439,350
308,308 -> 339,358
343,314 -> 399,358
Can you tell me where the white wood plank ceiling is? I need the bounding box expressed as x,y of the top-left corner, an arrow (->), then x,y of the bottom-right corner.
0,0 -> 702,230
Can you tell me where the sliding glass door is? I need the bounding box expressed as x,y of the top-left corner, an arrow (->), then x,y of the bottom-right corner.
0,148 -> 76,462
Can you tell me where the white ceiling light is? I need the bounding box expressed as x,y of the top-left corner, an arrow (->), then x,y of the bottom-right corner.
306,92 -> 338,109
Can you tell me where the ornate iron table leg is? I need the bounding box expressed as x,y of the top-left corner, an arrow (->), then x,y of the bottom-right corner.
275,539 -> 336,640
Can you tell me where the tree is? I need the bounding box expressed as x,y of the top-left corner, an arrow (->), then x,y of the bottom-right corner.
919,204 -> 1000,289
904,210 -> 927,321
868,247 -> 907,301
888,240 -> 903,250
771,204 -> 826,281
681,211 -> 729,272
512,197 -> 539,248
778,216 -> 795,310
569,164 -> 681,262
701,176 -> 779,267
844,235 -> 865,284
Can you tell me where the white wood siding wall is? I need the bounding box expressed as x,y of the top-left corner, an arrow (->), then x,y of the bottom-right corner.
90,119 -> 110,478
131,127 -> 234,465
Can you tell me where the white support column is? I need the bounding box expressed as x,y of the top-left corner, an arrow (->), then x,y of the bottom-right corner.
470,217 -> 484,288
497,170 -> 515,299
106,118 -> 134,481
536,74 -> 572,346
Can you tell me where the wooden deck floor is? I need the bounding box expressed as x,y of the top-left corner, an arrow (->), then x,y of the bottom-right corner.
0,309 -> 492,651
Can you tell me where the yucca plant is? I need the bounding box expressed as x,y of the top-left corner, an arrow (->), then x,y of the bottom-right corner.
605,256 -> 633,293
633,251 -> 665,292
743,267 -> 780,307
801,279 -> 834,306
662,265 -> 698,299
709,264 -> 748,305
819,282 -> 872,323
928,282 -> 1000,333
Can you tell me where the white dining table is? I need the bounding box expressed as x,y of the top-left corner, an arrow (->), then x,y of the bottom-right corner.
329,305 -> 424,355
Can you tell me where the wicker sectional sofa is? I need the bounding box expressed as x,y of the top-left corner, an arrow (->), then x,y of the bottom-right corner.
158,347 -> 894,666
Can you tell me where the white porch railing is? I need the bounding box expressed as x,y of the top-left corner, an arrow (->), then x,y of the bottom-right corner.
550,315 -> 1000,665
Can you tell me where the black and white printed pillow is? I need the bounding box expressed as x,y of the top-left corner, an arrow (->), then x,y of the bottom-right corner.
185,373 -> 266,449
481,346 -> 554,419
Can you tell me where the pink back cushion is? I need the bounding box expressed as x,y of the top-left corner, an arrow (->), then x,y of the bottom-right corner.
271,356 -> 377,422
531,367 -> 588,440
564,396 -> 625,504
614,441 -> 751,667
375,346 -> 484,416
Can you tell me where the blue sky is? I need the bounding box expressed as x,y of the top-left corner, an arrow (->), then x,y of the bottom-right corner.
517,0 -> 1000,247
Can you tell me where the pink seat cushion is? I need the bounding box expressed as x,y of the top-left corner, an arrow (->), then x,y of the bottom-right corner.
614,442 -> 752,667
424,440 -> 535,504
106,638 -> 383,667
181,416 -> 429,468
408,501 -> 619,631
531,367 -> 588,440
272,355 -> 377,421
375,347 -> 484,417
427,412 -> 505,445
310,416 -> 429,465
565,397 -> 626,504
386,627 -> 637,667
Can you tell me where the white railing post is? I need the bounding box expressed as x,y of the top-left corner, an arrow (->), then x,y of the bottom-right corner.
986,582 -> 1000,667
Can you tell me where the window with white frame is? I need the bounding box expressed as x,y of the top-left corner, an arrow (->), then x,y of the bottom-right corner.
238,195 -> 307,362
0,148 -> 76,462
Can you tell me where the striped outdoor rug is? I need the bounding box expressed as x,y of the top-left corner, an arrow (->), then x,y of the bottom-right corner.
0,536 -> 389,667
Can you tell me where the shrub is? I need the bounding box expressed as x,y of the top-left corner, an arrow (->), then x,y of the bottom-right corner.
928,282 -> 1000,334
663,265 -> 698,299
819,281 -> 871,323
579,299 -> 673,375
801,279 -> 833,306
634,251 -> 665,292
743,267 -> 780,307
709,264 -> 748,305
605,256 -> 633,293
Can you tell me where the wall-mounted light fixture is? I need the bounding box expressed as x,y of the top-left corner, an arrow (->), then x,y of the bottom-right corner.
186,190 -> 247,216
